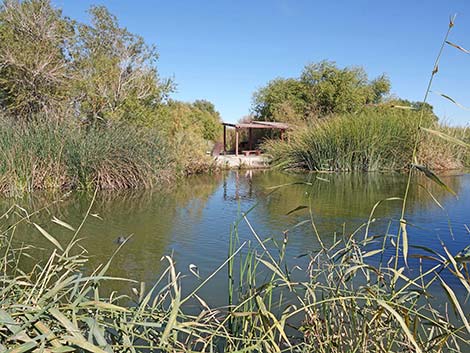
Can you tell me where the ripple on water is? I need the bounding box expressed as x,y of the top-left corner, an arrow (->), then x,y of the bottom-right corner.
4,170 -> 470,304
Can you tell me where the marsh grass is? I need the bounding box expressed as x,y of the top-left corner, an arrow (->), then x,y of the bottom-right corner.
0,192 -> 469,352
1,10 -> 470,353
264,109 -> 469,172
0,117 -> 176,196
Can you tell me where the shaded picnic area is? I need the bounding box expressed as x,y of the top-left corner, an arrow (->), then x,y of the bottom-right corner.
221,121 -> 289,156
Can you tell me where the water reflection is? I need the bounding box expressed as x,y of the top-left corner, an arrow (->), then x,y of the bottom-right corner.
2,170 -> 469,300
0,174 -> 221,294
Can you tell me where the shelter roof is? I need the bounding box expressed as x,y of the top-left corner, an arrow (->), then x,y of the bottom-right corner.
222,121 -> 289,130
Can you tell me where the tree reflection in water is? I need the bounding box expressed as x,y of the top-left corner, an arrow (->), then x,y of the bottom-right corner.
1,170 -> 467,301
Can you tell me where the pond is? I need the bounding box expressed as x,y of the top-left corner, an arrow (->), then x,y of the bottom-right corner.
2,170 -> 470,306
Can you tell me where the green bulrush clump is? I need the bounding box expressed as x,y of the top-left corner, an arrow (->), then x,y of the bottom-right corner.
0,116 -> 176,195
264,108 -> 469,172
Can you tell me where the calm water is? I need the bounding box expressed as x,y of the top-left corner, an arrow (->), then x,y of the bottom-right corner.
3,170 -> 470,305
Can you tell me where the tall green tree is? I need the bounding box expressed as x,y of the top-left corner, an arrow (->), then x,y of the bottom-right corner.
72,6 -> 173,124
192,100 -> 222,140
252,60 -> 391,122
0,0 -> 74,119
158,99 -> 221,141
300,61 -> 390,115
252,78 -> 312,123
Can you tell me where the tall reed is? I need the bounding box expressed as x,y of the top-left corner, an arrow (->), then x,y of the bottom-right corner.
1,193 -> 469,352
0,116 -> 176,196
264,109 -> 469,172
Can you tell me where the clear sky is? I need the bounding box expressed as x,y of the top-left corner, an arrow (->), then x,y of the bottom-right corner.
53,0 -> 470,125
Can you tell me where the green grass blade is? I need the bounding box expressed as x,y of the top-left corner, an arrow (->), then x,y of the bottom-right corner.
33,223 -> 64,251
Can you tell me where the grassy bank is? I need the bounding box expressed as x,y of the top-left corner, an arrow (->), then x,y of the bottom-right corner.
0,197 -> 469,352
264,108 -> 470,172
0,117 -> 179,196
0,1 -> 221,195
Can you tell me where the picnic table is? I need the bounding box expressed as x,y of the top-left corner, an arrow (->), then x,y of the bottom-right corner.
242,150 -> 261,156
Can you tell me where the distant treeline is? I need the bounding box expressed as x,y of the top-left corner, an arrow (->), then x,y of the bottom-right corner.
0,0 -> 222,194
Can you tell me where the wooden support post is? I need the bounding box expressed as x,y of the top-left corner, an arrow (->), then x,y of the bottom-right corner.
280,129 -> 284,141
223,125 -> 226,154
248,128 -> 253,150
235,129 -> 239,156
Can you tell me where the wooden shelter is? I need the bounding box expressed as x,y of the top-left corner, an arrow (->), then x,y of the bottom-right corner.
222,121 -> 289,156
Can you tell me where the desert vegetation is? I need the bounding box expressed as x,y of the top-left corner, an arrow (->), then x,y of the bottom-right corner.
0,0 -> 222,195
253,57 -> 469,172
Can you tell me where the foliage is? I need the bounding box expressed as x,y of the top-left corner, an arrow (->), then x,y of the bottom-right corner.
158,99 -> 221,140
252,60 -> 391,122
0,115 -> 175,195
152,99 -> 222,174
300,61 -> 390,115
192,99 -> 223,140
0,1 -> 175,124
72,5 -> 174,124
263,108 -> 454,171
0,0 -> 74,118
252,78 -> 313,123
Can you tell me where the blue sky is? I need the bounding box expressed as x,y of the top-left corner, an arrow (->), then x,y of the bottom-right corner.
53,0 -> 470,125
